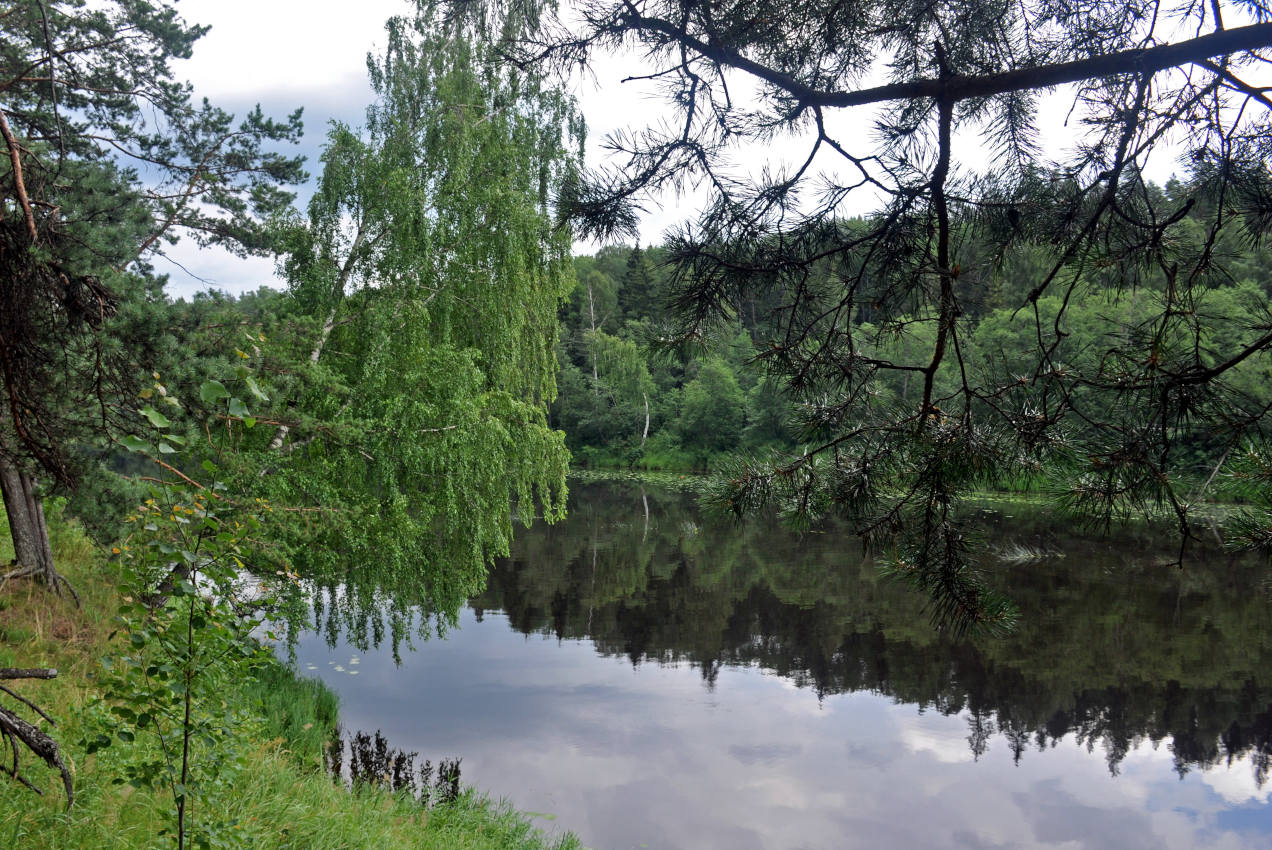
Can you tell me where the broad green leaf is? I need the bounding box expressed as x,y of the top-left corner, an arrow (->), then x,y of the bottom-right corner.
245,375 -> 269,402
121,435 -> 150,453
200,380 -> 229,405
140,405 -> 172,428
157,441 -> 176,454
228,397 -> 250,418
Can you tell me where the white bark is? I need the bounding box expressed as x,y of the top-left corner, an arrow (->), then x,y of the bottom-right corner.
267,223 -> 371,453
588,280 -> 600,393
641,392 -> 650,448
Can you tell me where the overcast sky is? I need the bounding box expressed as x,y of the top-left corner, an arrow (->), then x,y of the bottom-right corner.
165,0 -> 691,297
161,0 -> 1188,299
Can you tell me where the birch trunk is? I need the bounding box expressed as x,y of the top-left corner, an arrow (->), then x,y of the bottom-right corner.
641,392 -> 650,448
588,280 -> 599,393
267,224 -> 370,452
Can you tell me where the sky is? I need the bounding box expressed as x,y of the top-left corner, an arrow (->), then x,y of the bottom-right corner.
161,0 -> 412,297
161,0 -> 1192,299
166,0 -> 694,297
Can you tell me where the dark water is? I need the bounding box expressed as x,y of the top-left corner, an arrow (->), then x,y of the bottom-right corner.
290,482 -> 1272,849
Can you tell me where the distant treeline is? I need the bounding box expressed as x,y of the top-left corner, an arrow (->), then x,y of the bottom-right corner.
556,242 -> 798,469
559,181 -> 1272,483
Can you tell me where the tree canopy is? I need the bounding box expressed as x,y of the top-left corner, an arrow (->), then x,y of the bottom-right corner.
494,0 -> 1272,633
0,0 -> 581,635
235,2 -> 582,635
0,0 -> 303,588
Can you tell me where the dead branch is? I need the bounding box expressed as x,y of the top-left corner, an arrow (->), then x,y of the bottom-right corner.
0,669 -> 73,808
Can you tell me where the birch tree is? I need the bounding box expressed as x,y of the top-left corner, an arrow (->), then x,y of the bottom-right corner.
257,1 -> 582,635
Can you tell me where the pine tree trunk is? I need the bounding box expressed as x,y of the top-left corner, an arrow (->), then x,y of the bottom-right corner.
0,459 -> 55,584
0,458 -> 39,567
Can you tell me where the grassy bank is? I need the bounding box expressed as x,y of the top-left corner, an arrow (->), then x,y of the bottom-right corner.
0,511 -> 582,850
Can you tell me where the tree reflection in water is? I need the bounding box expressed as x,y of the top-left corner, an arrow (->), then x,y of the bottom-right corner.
295,481 -> 1272,787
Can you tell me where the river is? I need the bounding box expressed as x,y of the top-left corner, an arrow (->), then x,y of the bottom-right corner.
287,480 -> 1272,849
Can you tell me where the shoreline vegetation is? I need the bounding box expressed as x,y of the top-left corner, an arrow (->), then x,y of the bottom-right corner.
0,509 -> 583,850
567,466 -> 1247,524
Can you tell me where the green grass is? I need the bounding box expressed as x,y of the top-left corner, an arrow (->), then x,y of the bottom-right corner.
244,660 -> 340,772
0,511 -> 585,850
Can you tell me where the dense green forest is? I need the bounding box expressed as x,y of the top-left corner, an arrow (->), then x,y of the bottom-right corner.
3,0 -> 1272,844
554,190 -> 1272,490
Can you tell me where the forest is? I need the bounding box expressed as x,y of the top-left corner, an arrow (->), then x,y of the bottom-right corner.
557,215 -> 1272,481
2,0 -> 1272,847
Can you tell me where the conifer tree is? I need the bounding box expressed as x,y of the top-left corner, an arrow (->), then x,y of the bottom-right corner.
619,242 -> 658,321
498,0 -> 1272,632
0,0 -> 303,590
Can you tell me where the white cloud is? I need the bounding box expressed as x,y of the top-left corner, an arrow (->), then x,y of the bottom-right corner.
152,0 -> 1201,296
1202,760 -> 1272,805
174,0 -> 410,98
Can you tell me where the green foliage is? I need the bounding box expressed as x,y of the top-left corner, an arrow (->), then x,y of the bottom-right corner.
84,375 -> 282,850
217,2 -> 582,644
509,0 -> 1272,632
619,244 -> 660,321
559,187 -> 1272,629
555,248 -> 787,469
676,359 -> 746,455
0,0 -> 303,506
243,665 -> 339,772
0,512 -> 582,850
1223,447 -> 1272,556
743,376 -> 795,446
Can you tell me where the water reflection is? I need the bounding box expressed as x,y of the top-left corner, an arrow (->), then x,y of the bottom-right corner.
292,482 -> 1272,849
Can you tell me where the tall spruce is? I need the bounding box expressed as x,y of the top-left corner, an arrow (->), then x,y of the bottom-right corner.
619,242 -> 657,321
500,0 -> 1272,633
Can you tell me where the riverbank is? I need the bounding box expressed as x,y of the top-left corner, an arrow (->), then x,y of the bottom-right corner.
0,512 -> 582,850
570,467 -> 1245,525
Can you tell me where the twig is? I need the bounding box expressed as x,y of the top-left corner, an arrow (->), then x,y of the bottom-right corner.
0,684 -> 56,726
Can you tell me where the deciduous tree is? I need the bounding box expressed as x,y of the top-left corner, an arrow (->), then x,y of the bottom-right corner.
253,0 -> 581,635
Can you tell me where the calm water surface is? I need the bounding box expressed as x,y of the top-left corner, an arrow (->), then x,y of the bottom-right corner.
289,482 -> 1272,849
